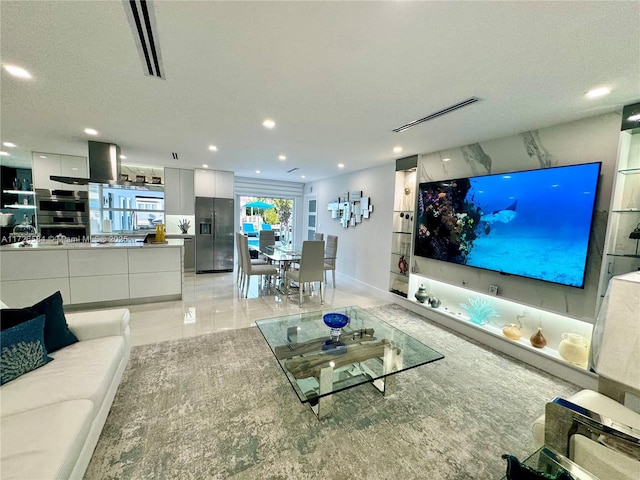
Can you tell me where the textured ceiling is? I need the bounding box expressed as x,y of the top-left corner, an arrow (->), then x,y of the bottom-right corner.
1,1 -> 639,181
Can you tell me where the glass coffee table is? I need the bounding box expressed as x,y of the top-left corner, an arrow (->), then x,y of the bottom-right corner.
256,305 -> 444,419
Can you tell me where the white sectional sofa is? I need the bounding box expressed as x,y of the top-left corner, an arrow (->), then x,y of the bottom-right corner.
0,305 -> 130,480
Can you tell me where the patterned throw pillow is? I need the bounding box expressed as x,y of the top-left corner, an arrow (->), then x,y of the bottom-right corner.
0,314 -> 53,385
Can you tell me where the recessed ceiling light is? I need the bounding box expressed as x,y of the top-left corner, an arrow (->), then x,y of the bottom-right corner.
628,114 -> 640,122
84,128 -> 98,135
338,163 -> 344,169
120,155 -> 127,160
262,119 -> 276,129
278,155 -> 286,161
71,167 -> 79,171
3,142 -> 16,148
208,145 -> 218,151
442,158 -> 451,162
393,146 -> 403,153
255,170 -> 261,174
301,175 -> 306,179
202,164 -> 208,168
585,87 -> 610,98
39,155 -> 47,158
3,64 -> 32,79
0,151 -> 9,156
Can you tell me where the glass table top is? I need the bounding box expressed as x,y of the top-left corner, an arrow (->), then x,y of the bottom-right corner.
256,305 -> 444,403
500,447 -> 601,480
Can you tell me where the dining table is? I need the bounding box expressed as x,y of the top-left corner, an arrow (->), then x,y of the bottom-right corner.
251,243 -> 334,294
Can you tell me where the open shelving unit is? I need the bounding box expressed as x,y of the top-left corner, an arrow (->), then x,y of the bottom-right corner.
389,156 -> 417,298
597,123 -> 640,304
406,275 -> 594,373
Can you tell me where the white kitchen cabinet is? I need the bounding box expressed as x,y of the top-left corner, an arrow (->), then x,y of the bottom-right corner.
128,247 -> 182,297
129,272 -> 182,298
0,278 -> 71,307
194,169 -> 216,197
70,274 -> 129,304
68,249 -> 128,277
0,243 -> 183,307
32,153 -> 62,191
128,246 -> 181,273
0,250 -> 69,281
67,249 -> 129,304
60,155 -> 88,179
214,170 -> 234,198
194,169 -> 234,198
164,168 -> 194,215
32,152 -> 88,191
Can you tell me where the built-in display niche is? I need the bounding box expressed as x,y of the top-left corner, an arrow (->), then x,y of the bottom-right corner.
0,166 -> 36,233
88,183 -> 164,235
327,190 -> 373,228
407,275 -> 594,371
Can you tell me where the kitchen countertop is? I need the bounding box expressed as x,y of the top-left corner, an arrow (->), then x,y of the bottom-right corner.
0,238 -> 184,251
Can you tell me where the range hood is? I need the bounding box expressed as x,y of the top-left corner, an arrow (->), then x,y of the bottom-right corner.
51,141 -> 154,187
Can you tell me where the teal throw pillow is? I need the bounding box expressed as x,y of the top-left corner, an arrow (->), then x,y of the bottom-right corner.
30,291 -> 78,353
1,314 -> 53,385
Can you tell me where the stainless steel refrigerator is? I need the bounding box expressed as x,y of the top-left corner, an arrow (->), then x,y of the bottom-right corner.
195,197 -> 234,273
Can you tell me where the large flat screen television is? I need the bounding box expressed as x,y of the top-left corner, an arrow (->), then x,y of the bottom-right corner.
414,162 -> 601,288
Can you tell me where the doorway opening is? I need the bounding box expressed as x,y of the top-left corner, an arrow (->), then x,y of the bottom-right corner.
239,196 -> 295,247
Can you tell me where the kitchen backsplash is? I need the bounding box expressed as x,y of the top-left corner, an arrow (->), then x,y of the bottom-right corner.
165,215 -> 195,234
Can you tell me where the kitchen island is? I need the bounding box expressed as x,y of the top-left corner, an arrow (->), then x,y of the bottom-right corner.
0,239 -> 184,308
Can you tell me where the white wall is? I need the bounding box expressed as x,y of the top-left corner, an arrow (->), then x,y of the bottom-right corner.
305,163 -> 395,293
306,112 -> 622,321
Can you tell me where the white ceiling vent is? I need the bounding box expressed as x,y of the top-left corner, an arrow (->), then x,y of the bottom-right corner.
393,97 -> 480,133
287,167 -> 299,173
123,0 -> 164,79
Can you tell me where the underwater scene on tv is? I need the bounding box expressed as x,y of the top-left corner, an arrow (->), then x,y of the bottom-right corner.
414,162 -> 601,288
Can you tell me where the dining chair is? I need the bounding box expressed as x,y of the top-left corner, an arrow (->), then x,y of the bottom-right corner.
239,233 -> 278,298
323,235 -> 338,288
236,232 -> 266,288
314,232 -> 324,240
259,229 -> 276,253
235,232 -> 244,284
285,240 -> 325,306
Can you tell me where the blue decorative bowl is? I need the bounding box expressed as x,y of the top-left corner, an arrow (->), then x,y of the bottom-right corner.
323,313 -> 349,329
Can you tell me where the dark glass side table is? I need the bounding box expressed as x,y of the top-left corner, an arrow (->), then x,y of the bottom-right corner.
500,447 -> 600,480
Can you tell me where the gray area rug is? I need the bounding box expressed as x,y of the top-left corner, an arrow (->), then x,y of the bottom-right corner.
85,304 -> 580,479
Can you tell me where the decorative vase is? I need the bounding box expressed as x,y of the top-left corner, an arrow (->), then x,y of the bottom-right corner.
428,296 -> 441,308
502,324 -> 522,341
414,285 -> 429,303
558,333 -> 589,366
530,327 -> 546,348
155,224 -> 165,242
398,255 -> 408,274
323,313 -> 349,340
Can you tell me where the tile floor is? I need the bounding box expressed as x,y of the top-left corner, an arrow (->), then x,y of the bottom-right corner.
129,271 -> 389,346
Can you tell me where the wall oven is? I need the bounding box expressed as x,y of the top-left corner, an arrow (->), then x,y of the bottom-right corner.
36,189 -> 89,239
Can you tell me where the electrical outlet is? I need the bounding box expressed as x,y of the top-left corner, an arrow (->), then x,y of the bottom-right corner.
489,285 -> 499,296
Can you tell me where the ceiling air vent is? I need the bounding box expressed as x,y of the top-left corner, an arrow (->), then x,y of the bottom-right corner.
287,167 -> 299,173
123,0 -> 164,78
171,152 -> 179,160
393,97 -> 480,133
